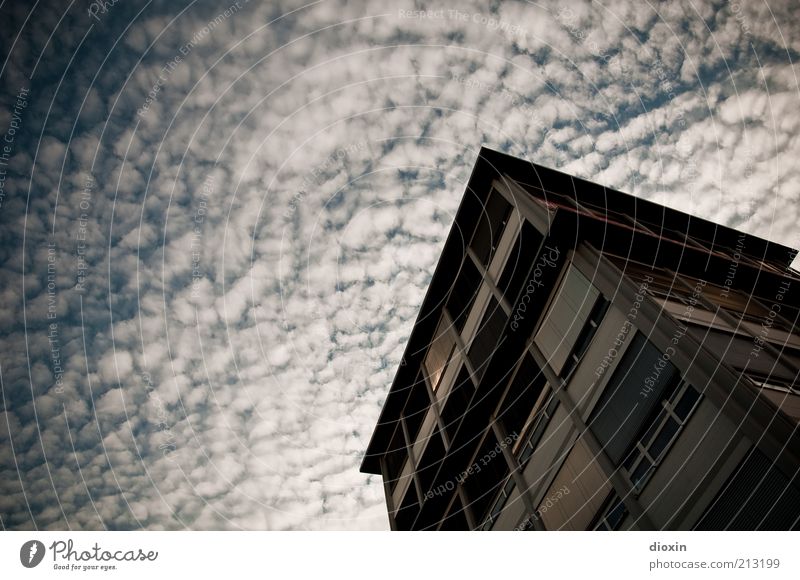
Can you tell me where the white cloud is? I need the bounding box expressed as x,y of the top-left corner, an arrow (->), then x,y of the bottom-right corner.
0,0 -> 799,532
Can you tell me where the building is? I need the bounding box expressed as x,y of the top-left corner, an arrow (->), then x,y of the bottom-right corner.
360,147 -> 800,530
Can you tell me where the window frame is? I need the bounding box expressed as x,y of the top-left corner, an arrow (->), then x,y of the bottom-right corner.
621,380 -> 702,495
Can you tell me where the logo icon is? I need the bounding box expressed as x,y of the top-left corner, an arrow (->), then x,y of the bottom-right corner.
20,540 -> 45,568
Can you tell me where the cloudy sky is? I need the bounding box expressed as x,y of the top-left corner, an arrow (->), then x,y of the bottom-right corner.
0,0 -> 799,531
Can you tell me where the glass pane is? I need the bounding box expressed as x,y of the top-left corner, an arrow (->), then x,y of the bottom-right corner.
674,385 -> 701,421
440,366 -> 474,440
498,220 -> 542,304
499,353 -> 546,438
622,448 -> 640,472
490,495 -> 505,520
467,296 -> 507,381
519,441 -> 534,465
424,317 -> 456,389
470,189 -> 512,266
606,499 -> 627,529
648,417 -> 680,461
446,257 -> 482,333
640,408 -> 666,448
631,457 -> 653,489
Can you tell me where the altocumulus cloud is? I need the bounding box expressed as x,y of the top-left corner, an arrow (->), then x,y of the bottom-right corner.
0,0 -> 799,530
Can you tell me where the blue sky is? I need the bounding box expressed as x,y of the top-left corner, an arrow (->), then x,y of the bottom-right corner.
0,0 -> 799,530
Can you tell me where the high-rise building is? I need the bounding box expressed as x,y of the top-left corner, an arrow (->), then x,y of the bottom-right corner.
360,147 -> 800,530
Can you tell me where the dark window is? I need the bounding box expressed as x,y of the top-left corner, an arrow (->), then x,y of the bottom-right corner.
464,435 -> 511,522
416,427 -> 446,494
497,220 -> 543,305
630,457 -> 653,488
497,353 -> 547,439
395,486 -> 420,530
403,371 -> 432,442
440,366 -> 476,441
516,390 -> 558,466
446,257 -> 482,333
482,477 -> 516,530
673,384 -> 701,420
468,296 -> 508,382
384,424 -> 407,490
470,189 -> 512,267
440,497 -> 469,530
592,494 -> 628,530
648,417 -> 679,460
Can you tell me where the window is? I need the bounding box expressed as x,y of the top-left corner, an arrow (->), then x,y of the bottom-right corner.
445,257 -> 482,333
534,265 -> 600,375
589,333 -> 680,464
403,370 -> 432,442
424,317 -> 456,390
621,381 -> 702,493
497,220 -> 543,306
497,354 -> 547,438
440,366 -> 476,440
593,494 -> 628,530
470,189 -> 512,267
384,424 -> 407,491
481,477 -> 516,530
467,296 -> 508,382
559,298 -> 609,379
515,389 -> 558,466
464,434 -> 511,523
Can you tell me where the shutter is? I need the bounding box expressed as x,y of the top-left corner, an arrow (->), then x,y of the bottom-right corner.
696,449 -> 800,530
589,333 -> 678,464
534,266 -> 599,374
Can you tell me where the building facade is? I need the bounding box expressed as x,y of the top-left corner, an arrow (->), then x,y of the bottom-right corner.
361,148 -> 800,530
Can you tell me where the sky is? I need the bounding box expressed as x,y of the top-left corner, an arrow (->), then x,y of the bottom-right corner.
0,0 -> 799,531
